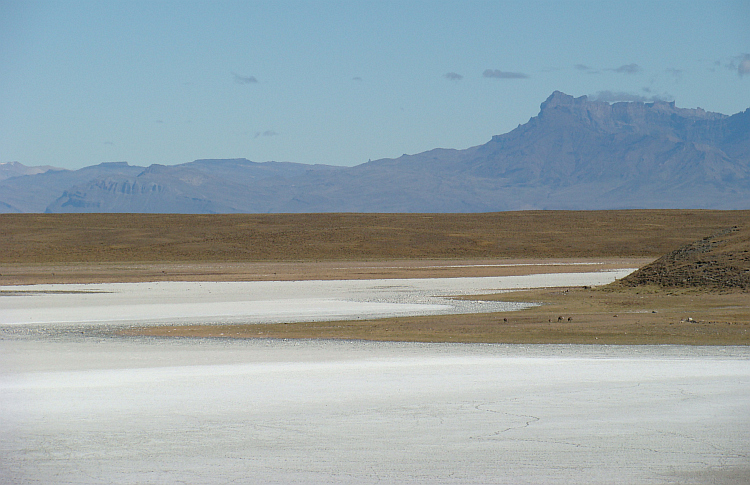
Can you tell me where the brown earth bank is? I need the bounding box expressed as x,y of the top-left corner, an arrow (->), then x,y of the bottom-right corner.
4,210 -> 749,345
617,225 -> 750,291
126,287 -> 750,345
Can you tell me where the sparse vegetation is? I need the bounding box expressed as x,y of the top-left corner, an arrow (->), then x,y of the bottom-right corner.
2,210 -> 749,264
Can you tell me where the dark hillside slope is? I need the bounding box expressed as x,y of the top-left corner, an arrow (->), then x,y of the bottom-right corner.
618,226 -> 750,291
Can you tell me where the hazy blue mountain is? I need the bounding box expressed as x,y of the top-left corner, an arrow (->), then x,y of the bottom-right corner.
0,162 -> 65,182
3,92 -> 749,213
0,162 -> 143,213
42,159 -> 344,213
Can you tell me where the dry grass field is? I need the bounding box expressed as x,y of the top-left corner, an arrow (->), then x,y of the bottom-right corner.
3,210 -> 750,344
2,210 -> 749,262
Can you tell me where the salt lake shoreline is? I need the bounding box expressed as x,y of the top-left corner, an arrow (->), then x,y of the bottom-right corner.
3,259 -> 748,345
3,260 -> 749,484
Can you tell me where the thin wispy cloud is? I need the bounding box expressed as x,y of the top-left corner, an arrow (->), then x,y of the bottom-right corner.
732,54 -> 750,77
232,72 -> 258,84
254,130 -> 278,139
352,76 -> 363,82
611,63 -> 641,74
482,69 -> 529,79
443,72 -> 463,81
574,64 -> 601,75
590,90 -> 673,103
666,68 -> 683,81
712,54 -> 750,76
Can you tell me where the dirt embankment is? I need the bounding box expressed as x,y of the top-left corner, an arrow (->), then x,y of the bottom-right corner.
617,226 -> 750,292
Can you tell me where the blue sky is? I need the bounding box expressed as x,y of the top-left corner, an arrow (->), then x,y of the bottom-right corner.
2,0 -> 749,170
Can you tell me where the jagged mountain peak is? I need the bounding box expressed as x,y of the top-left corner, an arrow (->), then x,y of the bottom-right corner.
530,91 -> 730,142
538,91 -> 725,122
539,91 -> 587,110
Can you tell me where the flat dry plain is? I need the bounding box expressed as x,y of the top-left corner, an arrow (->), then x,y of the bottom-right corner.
2,210 -> 749,344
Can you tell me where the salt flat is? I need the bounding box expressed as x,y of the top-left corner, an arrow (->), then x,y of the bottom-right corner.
1,338 -> 749,485
0,270 -> 631,327
1,268 -> 749,484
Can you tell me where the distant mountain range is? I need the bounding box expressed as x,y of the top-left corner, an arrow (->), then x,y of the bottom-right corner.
2,91 -> 749,213
0,161 -> 65,182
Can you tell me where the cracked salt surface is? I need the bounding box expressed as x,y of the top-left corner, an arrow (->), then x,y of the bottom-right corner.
2,269 -> 749,484
1,339 -> 749,485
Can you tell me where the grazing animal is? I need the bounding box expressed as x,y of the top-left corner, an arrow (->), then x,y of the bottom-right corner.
567,317 -> 572,322
557,316 -> 563,322
503,318 -> 508,323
